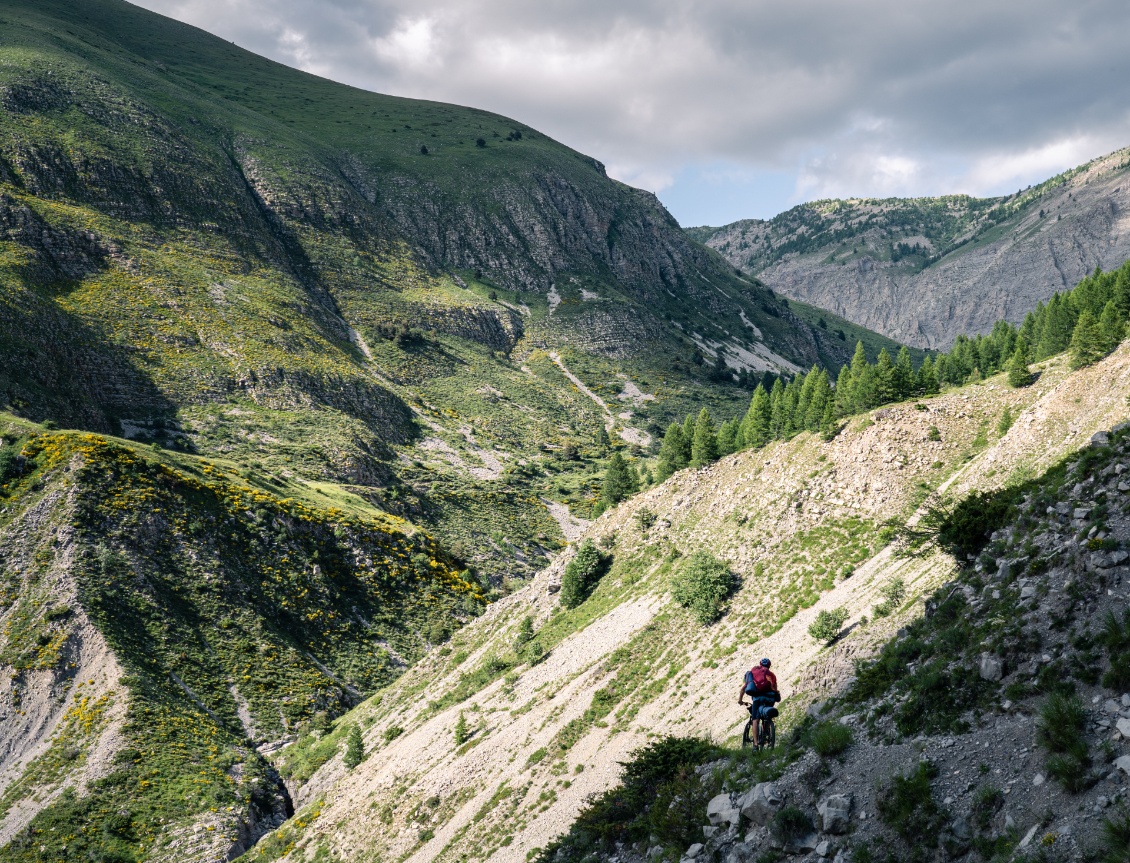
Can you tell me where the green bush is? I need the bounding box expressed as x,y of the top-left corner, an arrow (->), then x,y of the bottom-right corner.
876,761 -> 946,844
873,577 -> 906,618
560,540 -> 611,609
770,806 -> 813,845
669,551 -> 737,624
454,711 -> 469,746
809,722 -> 853,757
808,607 -> 848,644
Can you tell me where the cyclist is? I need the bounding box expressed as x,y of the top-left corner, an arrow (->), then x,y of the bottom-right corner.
739,658 -> 781,740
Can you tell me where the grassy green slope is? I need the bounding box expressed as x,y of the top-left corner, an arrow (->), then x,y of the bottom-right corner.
0,415 -> 480,861
0,0 -> 893,579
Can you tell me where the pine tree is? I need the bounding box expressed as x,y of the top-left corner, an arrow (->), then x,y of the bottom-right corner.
804,368 -> 831,431
656,423 -> 687,480
1006,345 -> 1031,387
833,365 -> 853,416
1099,299 -> 1125,353
681,414 -> 696,461
893,346 -> 914,399
560,539 -> 609,608
1069,308 -> 1105,369
601,452 -> 638,506
916,356 -> 940,395
768,378 -> 787,439
997,407 -> 1013,436
1036,294 -> 1076,360
514,615 -> 534,648
741,384 -> 772,449
343,724 -> 364,769
690,408 -> 719,467
716,417 -> 740,456
454,711 -> 469,745
819,400 -> 838,440
873,348 -> 896,404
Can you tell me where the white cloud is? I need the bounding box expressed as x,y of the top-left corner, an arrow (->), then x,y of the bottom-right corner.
128,0 -> 1130,220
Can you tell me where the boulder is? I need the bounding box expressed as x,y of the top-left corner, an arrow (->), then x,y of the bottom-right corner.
978,653 -> 1003,682
707,793 -> 740,827
1074,507 -> 1092,520
817,794 -> 853,834
1117,717 -> 1130,739
783,832 -> 820,855
1020,585 -> 1037,599
724,843 -> 754,863
738,782 -> 782,826
684,843 -> 705,860
1092,431 -> 1111,447
1114,755 -> 1130,776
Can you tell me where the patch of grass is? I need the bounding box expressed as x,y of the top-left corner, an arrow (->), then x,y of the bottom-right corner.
1036,693 -> 1090,793
770,806 -> 814,845
808,722 -> 853,758
876,762 -> 946,845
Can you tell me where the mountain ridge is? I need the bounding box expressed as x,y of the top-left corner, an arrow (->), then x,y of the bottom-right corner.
692,146 -> 1130,350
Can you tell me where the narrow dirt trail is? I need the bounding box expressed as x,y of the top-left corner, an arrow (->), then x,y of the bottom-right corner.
549,351 -> 615,433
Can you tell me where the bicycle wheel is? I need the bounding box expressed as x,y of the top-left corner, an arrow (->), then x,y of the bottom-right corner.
766,719 -> 776,750
741,717 -> 754,748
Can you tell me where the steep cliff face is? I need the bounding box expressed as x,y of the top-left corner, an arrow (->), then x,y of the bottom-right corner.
696,148 -> 1130,349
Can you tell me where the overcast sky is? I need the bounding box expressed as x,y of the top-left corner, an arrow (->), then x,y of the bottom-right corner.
131,0 -> 1130,226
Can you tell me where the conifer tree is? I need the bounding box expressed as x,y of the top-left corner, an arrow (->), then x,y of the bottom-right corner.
1006,345 -> 1032,387
690,408 -> 719,467
1099,299 -> 1125,353
741,384 -> 772,449
681,414 -> 696,461
874,348 -> 897,404
716,417 -> 740,456
804,368 -> 831,431
1070,308 -> 1105,369
1037,294 -> 1076,360
601,452 -> 638,506
454,711 -> 469,746
833,364 -> 854,416
819,399 -> 838,440
916,356 -> 940,395
893,346 -> 914,399
655,423 -> 686,480
343,725 -> 365,769
768,378 -> 787,439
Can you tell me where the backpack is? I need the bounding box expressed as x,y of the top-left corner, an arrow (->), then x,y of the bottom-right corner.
744,666 -> 772,695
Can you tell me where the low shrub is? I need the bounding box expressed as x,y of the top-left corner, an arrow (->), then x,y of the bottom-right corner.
873,577 -> 906,618
1036,694 -> 1090,793
770,806 -> 813,845
809,722 -> 853,758
876,761 -> 946,844
808,607 -> 848,644
970,785 -> 1002,830
1102,806 -> 1130,863
670,551 -> 737,624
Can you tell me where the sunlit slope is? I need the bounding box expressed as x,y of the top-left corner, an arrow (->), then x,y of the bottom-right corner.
268,345 -> 1130,862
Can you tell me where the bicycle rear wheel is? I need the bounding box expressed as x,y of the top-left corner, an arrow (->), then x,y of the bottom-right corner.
741,717 -> 754,748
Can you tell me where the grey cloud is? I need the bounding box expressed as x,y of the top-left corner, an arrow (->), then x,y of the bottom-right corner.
132,0 -> 1130,205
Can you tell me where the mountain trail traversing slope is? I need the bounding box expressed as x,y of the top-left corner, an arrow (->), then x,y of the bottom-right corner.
255,343 -> 1130,863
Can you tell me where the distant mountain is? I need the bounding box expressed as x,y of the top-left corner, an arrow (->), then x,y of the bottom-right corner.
691,147 -> 1130,349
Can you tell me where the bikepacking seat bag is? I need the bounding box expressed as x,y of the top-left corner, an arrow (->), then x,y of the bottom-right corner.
757,704 -> 779,720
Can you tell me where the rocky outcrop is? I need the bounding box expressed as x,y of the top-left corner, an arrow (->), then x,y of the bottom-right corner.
699,147 -> 1130,349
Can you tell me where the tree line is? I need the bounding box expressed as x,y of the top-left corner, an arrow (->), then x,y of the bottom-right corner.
594,260 -> 1130,514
